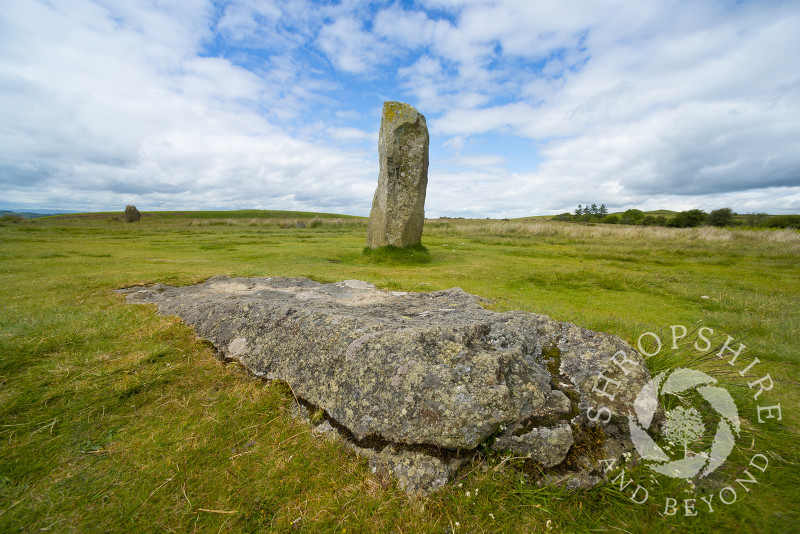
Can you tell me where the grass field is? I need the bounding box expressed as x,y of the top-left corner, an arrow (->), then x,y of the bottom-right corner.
1,211 -> 798,533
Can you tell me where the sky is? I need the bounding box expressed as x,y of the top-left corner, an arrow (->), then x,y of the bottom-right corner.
2,0 -> 800,218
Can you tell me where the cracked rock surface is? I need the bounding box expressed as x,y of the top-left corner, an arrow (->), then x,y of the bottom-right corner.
119,276 -> 654,493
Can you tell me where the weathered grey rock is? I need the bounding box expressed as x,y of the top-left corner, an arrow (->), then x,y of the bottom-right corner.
119,276 -> 655,493
492,423 -> 574,467
124,205 -> 141,222
366,102 -> 429,249
290,398 -> 467,494
357,444 -> 468,494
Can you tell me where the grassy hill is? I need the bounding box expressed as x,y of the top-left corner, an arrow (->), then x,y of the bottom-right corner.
48,209 -> 364,222
0,210 -> 57,219
643,209 -> 677,216
1,213 -> 798,533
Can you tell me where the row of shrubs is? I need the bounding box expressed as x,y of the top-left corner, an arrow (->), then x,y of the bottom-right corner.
553,208 -> 800,229
758,214 -> 800,228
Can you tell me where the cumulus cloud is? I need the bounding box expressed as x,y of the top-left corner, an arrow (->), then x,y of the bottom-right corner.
318,17 -> 395,74
0,0 -> 375,213
407,0 -> 800,214
1,0 -> 799,216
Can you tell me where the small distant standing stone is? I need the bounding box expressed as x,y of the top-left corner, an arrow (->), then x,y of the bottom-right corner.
124,205 -> 141,222
366,101 -> 429,249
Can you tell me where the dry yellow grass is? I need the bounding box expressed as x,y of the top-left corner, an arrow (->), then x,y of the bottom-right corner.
425,219 -> 800,250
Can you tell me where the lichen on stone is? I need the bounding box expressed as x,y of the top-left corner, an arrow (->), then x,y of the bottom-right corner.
119,276 -> 657,494
367,101 -> 429,249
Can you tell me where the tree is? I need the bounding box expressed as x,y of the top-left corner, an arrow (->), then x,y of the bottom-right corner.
669,209 -> 707,228
599,204 -> 608,216
706,208 -> 734,227
762,214 -> 800,228
623,209 -> 644,221
664,406 -> 705,458
590,203 -> 599,215
745,212 -> 769,227
620,209 -> 645,225
641,215 -> 667,226
552,212 -> 573,222
575,205 -> 583,217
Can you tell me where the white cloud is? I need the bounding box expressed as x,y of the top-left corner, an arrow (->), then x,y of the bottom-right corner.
317,17 -> 395,74
403,1 -> 800,213
326,126 -> 375,143
216,1 -> 282,41
214,0 -> 321,50
1,0 -> 800,216
373,6 -> 437,48
0,0 -> 376,213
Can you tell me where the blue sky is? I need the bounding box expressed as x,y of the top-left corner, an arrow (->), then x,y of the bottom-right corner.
2,0 -> 800,217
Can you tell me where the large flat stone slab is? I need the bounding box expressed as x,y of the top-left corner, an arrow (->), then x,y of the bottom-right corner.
119,276 -> 654,492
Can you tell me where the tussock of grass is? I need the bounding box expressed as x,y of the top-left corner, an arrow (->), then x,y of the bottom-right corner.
360,243 -> 432,264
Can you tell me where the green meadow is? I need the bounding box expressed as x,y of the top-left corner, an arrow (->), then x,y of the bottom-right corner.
1,211 -> 798,533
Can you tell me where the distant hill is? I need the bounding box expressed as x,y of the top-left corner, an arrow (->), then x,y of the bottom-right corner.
643,209 -> 678,216
513,215 -> 553,221
605,209 -> 678,217
45,209 -> 364,221
0,210 -> 60,219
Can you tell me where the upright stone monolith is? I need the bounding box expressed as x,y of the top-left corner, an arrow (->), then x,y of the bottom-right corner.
366,101 -> 429,248
124,204 -> 141,222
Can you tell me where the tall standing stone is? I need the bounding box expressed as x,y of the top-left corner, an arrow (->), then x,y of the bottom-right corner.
366,101 -> 429,248
124,205 -> 141,222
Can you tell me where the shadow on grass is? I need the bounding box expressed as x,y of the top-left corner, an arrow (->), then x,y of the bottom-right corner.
360,243 -> 432,265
